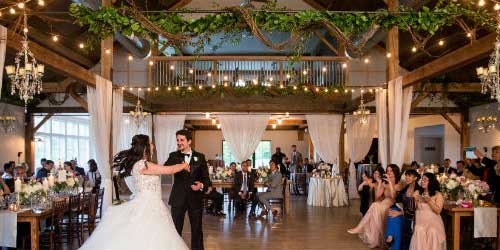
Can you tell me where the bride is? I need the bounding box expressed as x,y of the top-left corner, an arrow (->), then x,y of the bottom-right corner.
79,134 -> 190,250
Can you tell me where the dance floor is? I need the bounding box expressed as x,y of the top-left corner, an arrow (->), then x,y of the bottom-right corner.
159,186 -> 369,250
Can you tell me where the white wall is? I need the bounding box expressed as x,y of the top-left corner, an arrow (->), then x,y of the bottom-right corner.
405,114 -> 461,165
469,103 -> 500,158
194,130 -> 309,161
0,103 -> 25,165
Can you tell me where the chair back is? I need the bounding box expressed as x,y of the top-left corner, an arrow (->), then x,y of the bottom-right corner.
95,188 -> 105,220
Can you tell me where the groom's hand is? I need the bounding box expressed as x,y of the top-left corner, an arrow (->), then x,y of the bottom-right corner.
191,181 -> 203,191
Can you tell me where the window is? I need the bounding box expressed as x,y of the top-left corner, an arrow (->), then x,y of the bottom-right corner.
34,115 -> 94,170
222,140 -> 272,168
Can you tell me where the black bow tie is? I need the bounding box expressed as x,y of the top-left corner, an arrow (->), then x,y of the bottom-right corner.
183,153 -> 191,158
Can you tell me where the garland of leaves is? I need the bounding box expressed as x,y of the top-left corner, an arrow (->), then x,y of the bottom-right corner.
69,1 -> 495,57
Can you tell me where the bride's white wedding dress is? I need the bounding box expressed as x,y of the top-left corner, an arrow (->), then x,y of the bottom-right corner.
79,160 -> 189,250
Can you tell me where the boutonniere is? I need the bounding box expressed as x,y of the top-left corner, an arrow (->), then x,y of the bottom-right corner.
194,156 -> 198,162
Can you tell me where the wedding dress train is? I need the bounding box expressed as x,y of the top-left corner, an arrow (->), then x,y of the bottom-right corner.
79,160 -> 189,250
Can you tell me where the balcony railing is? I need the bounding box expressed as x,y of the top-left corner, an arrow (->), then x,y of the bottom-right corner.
147,56 -> 348,89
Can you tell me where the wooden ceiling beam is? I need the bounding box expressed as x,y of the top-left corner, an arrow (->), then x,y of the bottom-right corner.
185,119 -> 306,126
414,82 -> 482,93
402,33 -> 496,87
302,0 -> 326,9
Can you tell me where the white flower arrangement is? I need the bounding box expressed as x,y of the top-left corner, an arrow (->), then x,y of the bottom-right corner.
313,163 -> 332,178
466,180 -> 489,198
256,167 -> 271,182
19,180 -> 47,204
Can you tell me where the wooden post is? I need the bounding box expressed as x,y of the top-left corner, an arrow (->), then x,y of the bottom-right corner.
25,113 -> 35,174
460,110 -> 470,159
339,113 -> 346,171
101,0 -> 114,163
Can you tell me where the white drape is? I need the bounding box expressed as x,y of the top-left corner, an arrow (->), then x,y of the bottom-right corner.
346,114 -> 377,198
120,114 -> 153,151
0,25 -> 6,100
88,76 -> 113,212
376,76 -> 413,168
153,115 -> 185,164
111,89 -> 123,155
305,114 -> 343,164
219,114 -> 269,162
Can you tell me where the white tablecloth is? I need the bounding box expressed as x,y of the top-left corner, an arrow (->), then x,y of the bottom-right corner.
307,177 -> 348,207
474,207 -> 498,238
0,210 -> 17,248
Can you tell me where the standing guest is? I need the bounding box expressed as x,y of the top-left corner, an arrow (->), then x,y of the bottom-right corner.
290,145 -> 303,173
2,162 -> 15,192
272,147 -> 286,174
438,159 -> 452,174
410,173 -> 446,250
463,158 -> 481,180
234,161 -> 256,218
72,159 -> 86,176
36,160 -> 54,179
348,167 -> 393,248
255,160 -> 283,218
303,158 -> 314,173
87,159 -> 101,193
35,158 -> 46,177
358,171 -> 373,216
474,146 -> 500,203
205,183 -> 225,217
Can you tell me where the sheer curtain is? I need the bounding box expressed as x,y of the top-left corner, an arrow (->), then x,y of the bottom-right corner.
153,115 -> 185,164
88,76 -> 113,212
0,25 -> 6,100
111,89 -> 123,155
219,114 -> 269,162
120,115 -> 153,151
305,114 -> 343,164
346,115 -> 377,198
376,76 -> 413,168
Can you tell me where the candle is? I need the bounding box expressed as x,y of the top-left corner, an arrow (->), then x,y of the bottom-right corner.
25,63 -> 32,71
489,65 -> 497,73
14,178 -> 22,193
57,169 -> 67,183
42,178 -> 49,192
476,67 -> 484,75
48,174 -> 55,187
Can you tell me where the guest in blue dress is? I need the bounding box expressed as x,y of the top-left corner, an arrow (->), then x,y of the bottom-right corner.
383,164 -> 403,250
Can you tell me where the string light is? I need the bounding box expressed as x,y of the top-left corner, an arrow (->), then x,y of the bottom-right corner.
9,8 -> 16,15
189,69 -> 194,74
207,72 -> 212,77
137,87 -> 142,91
79,43 -> 85,49
478,0 -> 485,7
304,87 -> 308,92
52,35 -> 59,42
149,61 -> 154,66
223,82 -> 228,87
334,89 -> 339,93
280,84 -> 284,89
217,123 -> 221,129
198,85 -> 203,90
252,79 -> 258,85
147,87 -> 151,92
223,76 -> 228,81
105,49 -> 111,54
23,27 -> 28,33
170,65 -> 175,70
212,118 -> 216,125
344,89 -> 349,93
466,32 -> 472,38
495,3 -> 500,10
277,118 -> 283,125
168,87 -> 172,91
129,87 -> 133,91
38,0 -> 45,6
302,70 -> 308,75
351,89 -> 355,93
211,84 -> 216,89
271,124 -> 277,129
411,46 -> 417,53
322,66 -> 327,72
187,86 -> 192,91
386,52 -> 392,58
285,112 -> 290,118
315,87 -> 320,92
128,55 -> 133,61
286,74 -> 291,79
438,40 -> 444,46
342,63 -> 347,68
17,2 -> 25,9
175,86 -> 179,91
121,87 -> 125,90
155,87 -> 159,91
364,58 -> 370,64
324,88 -> 329,93
269,77 -> 274,81
293,86 -> 298,90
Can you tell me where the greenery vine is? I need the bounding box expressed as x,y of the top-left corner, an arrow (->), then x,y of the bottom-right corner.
69,1 -> 496,56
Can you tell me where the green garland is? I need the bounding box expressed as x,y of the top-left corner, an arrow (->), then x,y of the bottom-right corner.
69,1 -> 495,54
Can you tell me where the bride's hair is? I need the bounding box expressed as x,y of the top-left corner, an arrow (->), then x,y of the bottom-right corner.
113,134 -> 151,176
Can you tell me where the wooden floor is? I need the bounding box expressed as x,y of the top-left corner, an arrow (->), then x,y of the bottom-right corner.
161,186 -> 369,250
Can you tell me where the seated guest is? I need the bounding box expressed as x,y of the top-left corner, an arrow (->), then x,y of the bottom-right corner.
72,159 -> 86,176
255,160 -> 283,218
358,171 -> 373,216
449,161 -> 464,176
410,173 -> 446,250
0,178 -> 11,194
2,162 -> 15,192
438,159 -> 452,174
36,160 -> 54,179
87,159 -> 101,193
303,158 -> 314,173
234,161 -> 257,218
205,183 -> 225,217
14,165 -> 28,181
64,161 -> 74,174
384,164 -> 403,250
474,146 -> 500,204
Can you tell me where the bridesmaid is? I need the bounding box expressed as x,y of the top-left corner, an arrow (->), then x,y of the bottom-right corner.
410,173 -> 446,250
348,166 -> 394,248
384,164 -> 403,250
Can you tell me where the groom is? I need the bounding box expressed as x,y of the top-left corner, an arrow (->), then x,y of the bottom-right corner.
165,129 -> 210,250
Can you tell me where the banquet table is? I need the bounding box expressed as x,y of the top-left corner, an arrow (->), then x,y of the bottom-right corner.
444,203 -> 500,250
307,177 -> 348,207
17,209 -> 53,250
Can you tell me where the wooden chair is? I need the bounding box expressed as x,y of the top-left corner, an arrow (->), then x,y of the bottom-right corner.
268,178 -> 286,216
94,188 -> 105,225
61,194 -> 83,247
295,173 -> 307,195
40,199 -> 67,250
79,192 -> 94,241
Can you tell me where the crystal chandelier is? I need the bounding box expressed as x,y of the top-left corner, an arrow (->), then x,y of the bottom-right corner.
353,90 -> 370,124
129,99 -> 149,128
0,107 -> 18,133
476,115 -> 497,133
476,20 -> 500,103
4,12 -> 45,110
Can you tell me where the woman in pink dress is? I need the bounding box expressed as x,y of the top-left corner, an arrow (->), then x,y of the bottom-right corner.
410,172 -> 446,250
348,166 -> 401,248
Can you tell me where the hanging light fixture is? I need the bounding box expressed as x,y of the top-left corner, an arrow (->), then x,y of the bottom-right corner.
475,115 -> 497,133
0,106 -> 18,133
129,98 -> 149,129
476,19 -> 500,103
353,89 -> 370,124
4,12 -> 45,111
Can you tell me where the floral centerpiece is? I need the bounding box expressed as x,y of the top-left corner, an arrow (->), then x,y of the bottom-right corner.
466,180 -> 489,200
53,174 -> 80,193
256,167 -> 271,183
439,173 -> 466,200
312,163 -> 332,178
211,167 -> 232,182
19,179 -> 47,205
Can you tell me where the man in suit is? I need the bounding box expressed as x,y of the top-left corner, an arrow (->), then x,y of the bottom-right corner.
36,160 -> 54,179
439,158 -> 452,174
2,162 -> 15,192
272,147 -> 287,175
233,161 -> 257,218
256,160 -> 283,218
290,145 -> 303,173
303,158 -> 314,173
71,160 -> 86,176
165,129 -> 210,250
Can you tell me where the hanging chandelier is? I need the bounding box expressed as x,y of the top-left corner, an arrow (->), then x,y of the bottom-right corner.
0,106 -> 18,133
476,19 -> 500,103
476,115 -> 497,133
129,98 -> 149,128
353,90 -> 370,124
4,12 -> 45,111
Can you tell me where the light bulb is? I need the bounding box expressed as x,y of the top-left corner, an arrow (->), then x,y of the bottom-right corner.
386,52 -> 391,58
189,69 -> 194,74
478,0 -> 485,7
438,40 -> 444,46
105,49 -> 111,54
207,72 -> 212,77
277,119 -> 282,125
52,35 -> 58,42
271,124 -> 277,129
363,58 -> 370,64
38,0 -> 45,6
322,66 -> 327,72
205,113 -> 210,119
79,43 -> 84,49
17,2 -> 25,9
155,87 -> 159,91
23,27 -> 28,33
285,112 -> 290,118
9,8 -> 16,15
466,32 -> 472,38
495,3 -> 500,10
342,63 -> 347,68
128,55 -> 133,61
198,85 -> 203,90
286,74 -> 291,79
411,46 -> 417,53
170,65 -> 175,70
302,70 -> 308,75
149,61 -> 154,66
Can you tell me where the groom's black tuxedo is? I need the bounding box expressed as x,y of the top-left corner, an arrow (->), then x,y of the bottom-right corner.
164,150 -> 209,250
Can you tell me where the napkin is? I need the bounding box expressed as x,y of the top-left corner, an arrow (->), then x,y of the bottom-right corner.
0,210 -> 17,247
474,207 -> 497,238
